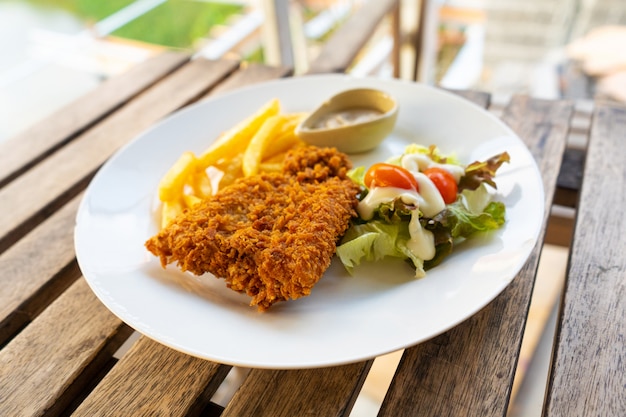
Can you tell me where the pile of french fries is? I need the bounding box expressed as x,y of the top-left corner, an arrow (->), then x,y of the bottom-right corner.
157,99 -> 307,228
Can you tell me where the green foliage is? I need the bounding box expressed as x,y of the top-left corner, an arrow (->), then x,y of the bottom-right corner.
244,47 -> 265,64
23,0 -> 243,49
112,1 -> 243,49
24,0 -> 135,21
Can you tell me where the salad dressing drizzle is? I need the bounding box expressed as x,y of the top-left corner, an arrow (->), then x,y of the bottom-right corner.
338,147 -> 509,277
412,172 -> 445,217
357,173 -> 446,262
357,187 -> 417,220
408,210 -> 436,260
401,153 -> 465,182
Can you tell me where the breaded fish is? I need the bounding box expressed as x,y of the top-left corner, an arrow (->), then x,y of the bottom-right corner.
145,147 -> 359,311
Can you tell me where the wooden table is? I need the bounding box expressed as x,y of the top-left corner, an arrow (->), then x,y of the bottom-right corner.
0,53 -> 623,417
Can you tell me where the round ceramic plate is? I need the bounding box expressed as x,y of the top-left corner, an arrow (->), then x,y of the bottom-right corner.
75,74 -> 543,369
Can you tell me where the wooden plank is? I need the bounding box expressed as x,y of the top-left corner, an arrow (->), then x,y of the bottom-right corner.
555,147 -> 585,208
379,96 -> 573,416
0,279 -> 132,417
545,212 -> 574,247
267,0 -> 295,67
199,64 -> 372,417
70,63 -> 296,415
0,58 -> 239,255
0,194 -> 82,346
449,88 -> 491,109
412,0 -> 426,82
0,52 -> 190,188
307,0 -> 399,74
208,62 -> 292,97
0,59 -> 282,346
221,362 -> 372,417
72,337 -> 231,417
543,102 -> 626,417
508,243 -> 568,404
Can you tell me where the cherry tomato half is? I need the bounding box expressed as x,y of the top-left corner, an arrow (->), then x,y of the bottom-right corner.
364,163 -> 419,191
423,167 -> 458,204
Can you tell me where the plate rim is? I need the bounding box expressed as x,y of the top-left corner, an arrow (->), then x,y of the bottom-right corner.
75,74 -> 544,369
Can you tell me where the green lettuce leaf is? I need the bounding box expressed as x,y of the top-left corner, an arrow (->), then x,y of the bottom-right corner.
338,147 -> 508,276
336,221 -> 425,277
347,166 -> 366,187
403,144 -> 460,165
421,197 -> 505,269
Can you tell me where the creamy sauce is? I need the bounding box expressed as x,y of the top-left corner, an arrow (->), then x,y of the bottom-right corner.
358,187 -> 420,220
312,108 -> 383,129
401,153 -> 465,182
357,152 -> 465,262
412,172 -> 445,218
357,172 -> 446,261
357,174 -> 445,220
407,211 -> 436,260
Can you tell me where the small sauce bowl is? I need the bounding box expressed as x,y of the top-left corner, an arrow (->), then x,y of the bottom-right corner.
295,88 -> 398,154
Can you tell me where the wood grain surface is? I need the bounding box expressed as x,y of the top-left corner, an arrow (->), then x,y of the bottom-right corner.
0,52 -> 189,187
221,362 -> 372,417
0,193 -> 82,345
72,337 -> 231,417
307,0 -> 399,74
378,96 -> 573,416
0,279 -> 131,417
0,58 -> 239,254
2,53 -> 623,417
208,62 -> 293,97
68,62 -> 304,416
543,101 -> 626,416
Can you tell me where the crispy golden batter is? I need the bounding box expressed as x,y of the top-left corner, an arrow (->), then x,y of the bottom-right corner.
145,147 -> 359,311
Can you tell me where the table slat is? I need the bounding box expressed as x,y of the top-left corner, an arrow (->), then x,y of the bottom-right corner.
71,337 -> 231,417
206,63 -> 373,417
69,62 -> 299,414
379,96 -> 573,416
0,58 -> 239,254
0,52 -> 189,187
0,279 -> 132,417
208,62 -> 292,97
0,194 -> 82,345
448,89 -> 491,109
543,101 -> 626,416
221,362 -> 372,417
307,0 -> 399,74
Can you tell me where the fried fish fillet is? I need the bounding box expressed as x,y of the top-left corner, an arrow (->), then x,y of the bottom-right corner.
145,147 -> 360,311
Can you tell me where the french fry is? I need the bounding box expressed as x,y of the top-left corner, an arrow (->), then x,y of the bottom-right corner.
182,194 -> 202,208
258,162 -> 283,172
276,112 -> 307,133
161,199 -> 184,228
158,152 -> 198,202
156,100 -> 308,229
198,99 -> 280,168
192,170 -> 213,198
262,131 -> 304,161
242,114 -> 290,177
216,154 -> 244,188
262,151 -> 287,164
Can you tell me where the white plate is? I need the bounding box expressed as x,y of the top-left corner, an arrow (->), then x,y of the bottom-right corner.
75,74 -> 543,369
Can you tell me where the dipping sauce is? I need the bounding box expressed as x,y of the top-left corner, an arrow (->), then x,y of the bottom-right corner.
311,108 -> 383,130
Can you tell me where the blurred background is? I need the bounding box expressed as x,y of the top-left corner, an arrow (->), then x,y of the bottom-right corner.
1,1 -> 624,416
2,0 -> 626,143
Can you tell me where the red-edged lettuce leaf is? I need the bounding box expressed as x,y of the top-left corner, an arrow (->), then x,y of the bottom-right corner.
458,152 -> 510,191
423,199 -> 506,269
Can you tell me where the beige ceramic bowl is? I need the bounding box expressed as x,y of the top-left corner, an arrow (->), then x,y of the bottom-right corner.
295,88 -> 398,154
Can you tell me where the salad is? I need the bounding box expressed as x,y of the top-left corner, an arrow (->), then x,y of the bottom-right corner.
336,144 -> 510,277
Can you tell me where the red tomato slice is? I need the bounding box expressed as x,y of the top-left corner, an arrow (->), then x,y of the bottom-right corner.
364,163 -> 419,191
423,167 -> 458,204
